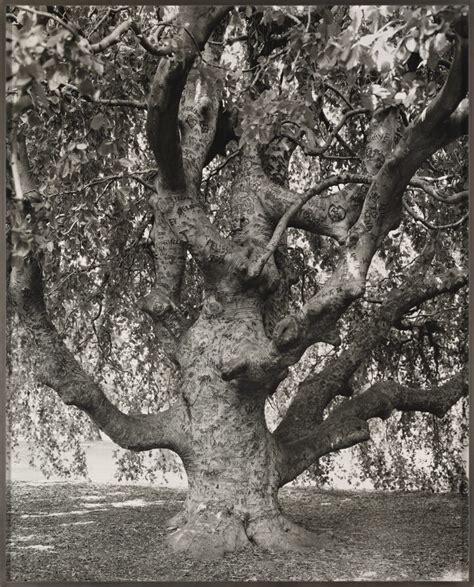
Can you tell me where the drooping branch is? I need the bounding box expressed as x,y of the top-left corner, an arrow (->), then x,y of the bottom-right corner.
9,258 -> 188,453
277,368 -> 468,485
275,256 -> 468,448
8,138 -> 189,454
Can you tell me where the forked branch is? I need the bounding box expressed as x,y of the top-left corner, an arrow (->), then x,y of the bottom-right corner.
278,368 -> 468,485
275,259 -> 468,448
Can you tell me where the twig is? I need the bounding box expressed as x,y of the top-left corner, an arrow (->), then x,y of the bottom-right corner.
403,201 -> 468,230
209,35 -> 248,46
363,297 -> 384,304
281,108 -> 369,157
320,109 -> 358,156
248,173 -> 372,279
87,7 -> 128,40
20,6 -> 80,38
202,149 -> 240,183
409,177 -> 468,205
324,82 -> 355,110
50,170 -> 157,198
60,83 -> 146,109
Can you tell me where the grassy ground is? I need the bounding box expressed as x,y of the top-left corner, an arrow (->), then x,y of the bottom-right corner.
6,482 -> 468,582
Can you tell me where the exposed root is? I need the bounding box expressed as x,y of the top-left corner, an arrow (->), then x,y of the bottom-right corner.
166,508 -> 333,558
166,508 -> 249,558
247,513 -> 333,552
166,509 -> 187,530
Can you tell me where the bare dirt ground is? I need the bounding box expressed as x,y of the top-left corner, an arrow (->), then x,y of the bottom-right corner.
6,482 -> 468,582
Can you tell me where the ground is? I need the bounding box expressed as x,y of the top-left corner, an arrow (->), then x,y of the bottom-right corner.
6,482 -> 468,582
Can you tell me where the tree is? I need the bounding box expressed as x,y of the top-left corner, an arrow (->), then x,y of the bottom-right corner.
6,5 -> 468,558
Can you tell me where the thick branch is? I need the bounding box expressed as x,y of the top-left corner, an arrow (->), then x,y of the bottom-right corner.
409,177 -> 468,205
146,6 -> 231,191
275,260 -> 468,447
222,107 -> 405,386
137,213 -> 186,363
232,34 -> 468,388
90,20 -> 174,56
277,368 -> 467,485
9,134 -> 188,453
10,257 -> 187,453
420,27 -> 468,130
248,173 -> 371,279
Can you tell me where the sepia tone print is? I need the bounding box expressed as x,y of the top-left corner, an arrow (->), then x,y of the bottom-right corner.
5,4 -> 469,581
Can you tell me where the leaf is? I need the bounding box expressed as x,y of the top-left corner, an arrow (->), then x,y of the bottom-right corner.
78,78 -> 95,98
20,30 -> 44,49
118,158 -> 133,168
405,37 -> 418,53
48,64 -> 69,91
98,140 -> 115,156
27,110 -> 43,127
31,82 -> 49,108
13,238 -> 31,258
90,114 -> 107,130
433,33 -> 449,54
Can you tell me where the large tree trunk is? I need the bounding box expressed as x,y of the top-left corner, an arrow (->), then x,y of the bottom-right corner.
167,293 -> 322,558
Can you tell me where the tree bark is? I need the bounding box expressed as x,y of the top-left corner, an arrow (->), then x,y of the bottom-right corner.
164,292 -> 331,557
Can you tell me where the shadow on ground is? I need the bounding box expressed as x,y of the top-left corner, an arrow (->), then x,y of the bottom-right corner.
6,482 -> 468,581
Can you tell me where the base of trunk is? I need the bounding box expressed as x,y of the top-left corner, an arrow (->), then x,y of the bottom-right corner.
167,508 -> 249,558
166,507 -> 332,558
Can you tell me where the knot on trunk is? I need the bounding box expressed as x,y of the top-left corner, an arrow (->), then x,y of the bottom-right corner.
273,315 -> 305,351
137,288 -> 177,320
221,351 -> 288,395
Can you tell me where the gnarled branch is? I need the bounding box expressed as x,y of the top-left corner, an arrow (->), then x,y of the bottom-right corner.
275,257 -> 468,448
277,368 -> 468,485
9,133 -> 189,453
10,258 -> 187,453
